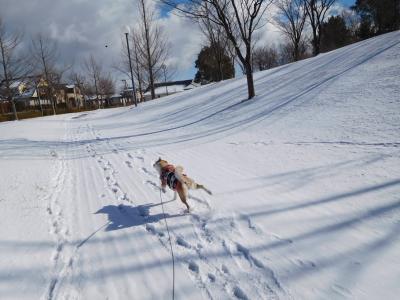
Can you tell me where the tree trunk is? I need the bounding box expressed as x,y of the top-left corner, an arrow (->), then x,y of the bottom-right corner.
52,98 -> 56,115
11,99 -> 18,120
311,25 -> 320,56
294,43 -> 299,61
245,61 -> 255,99
0,40 -> 18,120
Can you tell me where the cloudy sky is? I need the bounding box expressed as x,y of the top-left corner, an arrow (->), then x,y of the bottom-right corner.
1,0 -> 355,86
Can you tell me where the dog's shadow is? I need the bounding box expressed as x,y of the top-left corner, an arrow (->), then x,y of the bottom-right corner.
95,201 -> 180,231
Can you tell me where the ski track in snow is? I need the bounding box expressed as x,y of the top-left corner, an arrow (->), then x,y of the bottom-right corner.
3,32 -> 398,300
71,123 -> 288,299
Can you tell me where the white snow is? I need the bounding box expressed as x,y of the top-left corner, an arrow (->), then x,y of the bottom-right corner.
1,31 -> 399,300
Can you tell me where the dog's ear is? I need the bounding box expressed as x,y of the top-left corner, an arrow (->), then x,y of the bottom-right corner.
153,157 -> 161,167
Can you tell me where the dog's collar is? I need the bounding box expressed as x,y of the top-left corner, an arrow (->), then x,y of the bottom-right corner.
162,164 -> 175,173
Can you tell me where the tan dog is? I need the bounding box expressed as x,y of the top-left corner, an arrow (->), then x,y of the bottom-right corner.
153,158 -> 212,210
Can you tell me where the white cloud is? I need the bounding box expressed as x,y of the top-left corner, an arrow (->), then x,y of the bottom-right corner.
159,12 -> 203,76
0,0 -> 297,81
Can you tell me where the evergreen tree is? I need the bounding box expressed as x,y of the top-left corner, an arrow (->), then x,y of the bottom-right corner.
194,43 -> 234,84
320,15 -> 352,52
352,0 -> 400,37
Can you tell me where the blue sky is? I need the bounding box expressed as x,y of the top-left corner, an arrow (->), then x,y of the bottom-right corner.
341,0 -> 356,7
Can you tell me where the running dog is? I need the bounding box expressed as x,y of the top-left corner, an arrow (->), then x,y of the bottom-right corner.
153,158 -> 212,210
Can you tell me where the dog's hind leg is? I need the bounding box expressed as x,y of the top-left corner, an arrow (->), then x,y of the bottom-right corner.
196,184 -> 212,195
177,184 -> 190,210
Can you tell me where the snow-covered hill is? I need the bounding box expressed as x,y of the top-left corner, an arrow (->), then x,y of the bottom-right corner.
0,31 -> 399,300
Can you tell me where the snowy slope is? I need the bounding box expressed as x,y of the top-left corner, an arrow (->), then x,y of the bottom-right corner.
0,31 -> 399,300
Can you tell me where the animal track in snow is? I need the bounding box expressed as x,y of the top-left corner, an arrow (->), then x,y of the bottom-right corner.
188,261 -> 199,273
233,286 -> 249,300
221,264 -> 230,274
176,236 -> 191,249
239,214 -> 262,234
236,243 -> 265,269
140,167 -> 153,176
145,224 -> 165,237
145,180 -> 159,191
207,273 -> 216,282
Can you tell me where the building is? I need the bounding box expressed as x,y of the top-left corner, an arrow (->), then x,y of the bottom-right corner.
0,77 -> 84,113
65,85 -> 84,108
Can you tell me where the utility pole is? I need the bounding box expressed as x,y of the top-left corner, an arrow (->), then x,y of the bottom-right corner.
162,64 -> 168,96
125,32 -> 137,107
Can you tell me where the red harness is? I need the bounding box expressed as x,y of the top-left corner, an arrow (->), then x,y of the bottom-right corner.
161,165 -> 181,191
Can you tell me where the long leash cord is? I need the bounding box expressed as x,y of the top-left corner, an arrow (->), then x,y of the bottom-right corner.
159,189 -> 175,300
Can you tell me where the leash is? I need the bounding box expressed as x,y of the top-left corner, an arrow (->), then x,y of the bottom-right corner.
159,189 -> 175,300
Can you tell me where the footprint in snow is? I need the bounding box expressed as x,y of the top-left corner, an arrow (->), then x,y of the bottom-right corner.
233,286 -> 248,300
221,264 -> 230,274
140,167 -> 151,175
145,180 -> 159,190
176,236 -> 191,249
145,224 -> 164,237
207,273 -> 216,283
236,243 -> 264,269
188,261 -> 199,273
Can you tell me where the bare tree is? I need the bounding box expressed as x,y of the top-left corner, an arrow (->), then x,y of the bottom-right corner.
31,34 -> 65,115
162,0 -> 274,99
69,71 -> 87,108
303,0 -> 337,56
131,31 -> 145,102
0,17 -> 29,120
136,0 -> 169,100
274,0 -> 307,61
84,54 -> 102,108
252,45 -> 279,71
98,73 -> 115,101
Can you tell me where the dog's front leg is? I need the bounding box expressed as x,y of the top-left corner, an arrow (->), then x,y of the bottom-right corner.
161,182 -> 167,193
173,191 -> 177,200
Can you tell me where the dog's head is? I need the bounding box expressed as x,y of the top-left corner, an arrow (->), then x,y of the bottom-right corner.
153,157 -> 168,173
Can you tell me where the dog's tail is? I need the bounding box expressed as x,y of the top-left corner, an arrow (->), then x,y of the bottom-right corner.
197,184 -> 212,195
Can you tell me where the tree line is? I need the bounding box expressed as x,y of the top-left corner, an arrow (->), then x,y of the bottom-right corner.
1,0 -> 399,121
0,0 -> 173,121
186,0 -> 399,99
0,18 -> 118,121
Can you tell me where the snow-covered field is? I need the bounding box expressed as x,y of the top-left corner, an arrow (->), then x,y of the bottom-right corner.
1,31 -> 399,300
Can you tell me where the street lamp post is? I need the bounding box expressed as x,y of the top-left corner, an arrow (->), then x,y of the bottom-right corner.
125,32 -> 137,107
